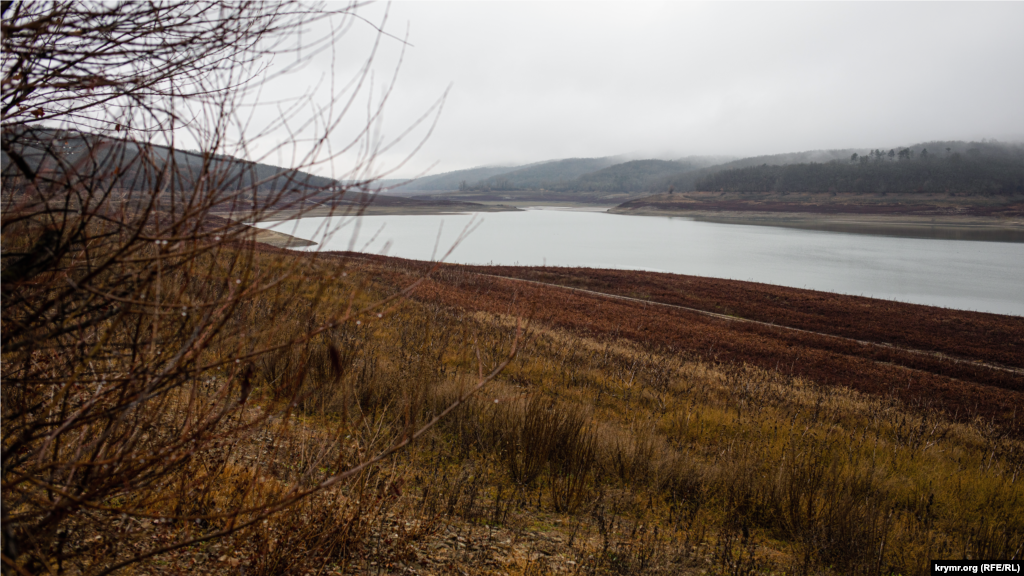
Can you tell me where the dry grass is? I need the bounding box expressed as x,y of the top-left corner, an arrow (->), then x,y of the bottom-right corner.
5,247 -> 1022,575
229,254 -> 1024,575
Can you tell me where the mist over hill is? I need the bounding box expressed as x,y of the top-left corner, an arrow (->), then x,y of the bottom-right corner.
12,130 -> 1018,208
393,155 -> 726,200
410,151 -> 856,199
389,141 -> 1023,203
694,141 -> 1024,196
386,165 -> 528,194
390,157 -> 627,194
551,159 -> 704,193
645,149 -> 869,195
473,157 -> 626,191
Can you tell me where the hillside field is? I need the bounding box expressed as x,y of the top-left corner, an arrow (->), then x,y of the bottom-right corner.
66,245 -> 1020,575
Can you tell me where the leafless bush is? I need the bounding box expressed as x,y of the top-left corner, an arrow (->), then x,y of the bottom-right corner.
1,2 -> 515,574
608,422 -> 658,485
496,395 -> 562,487
547,403 -> 598,513
659,455 -> 707,528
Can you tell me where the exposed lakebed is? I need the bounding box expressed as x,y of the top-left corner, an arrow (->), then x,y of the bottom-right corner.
252,208 -> 1024,316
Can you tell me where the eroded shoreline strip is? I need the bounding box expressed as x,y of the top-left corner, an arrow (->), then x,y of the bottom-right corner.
479,273 -> 1024,377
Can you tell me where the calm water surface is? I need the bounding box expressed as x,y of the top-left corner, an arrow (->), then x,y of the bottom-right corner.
254,208 -> 1024,316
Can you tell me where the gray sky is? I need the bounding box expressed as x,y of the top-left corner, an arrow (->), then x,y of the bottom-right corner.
251,1 -> 1024,179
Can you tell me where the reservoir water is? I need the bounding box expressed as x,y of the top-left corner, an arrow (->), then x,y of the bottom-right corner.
253,208 -> 1024,316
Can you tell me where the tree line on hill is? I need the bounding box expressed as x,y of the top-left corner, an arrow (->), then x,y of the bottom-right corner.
396,150 -> 870,196
391,142 -> 1024,199
11,129 -> 1019,203
693,141 -> 1024,196
0,126 -> 393,211
447,158 -> 722,195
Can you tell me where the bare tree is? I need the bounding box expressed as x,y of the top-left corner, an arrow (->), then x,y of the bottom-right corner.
1,2 -> 515,574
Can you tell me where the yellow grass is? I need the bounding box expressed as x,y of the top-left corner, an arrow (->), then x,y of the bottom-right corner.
6,245 -> 1021,575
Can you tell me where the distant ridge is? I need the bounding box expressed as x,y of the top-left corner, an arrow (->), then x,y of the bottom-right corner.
0,127 -> 506,215
475,156 -> 625,190
390,151 -> 876,199
693,141 -> 1024,195
390,164 -> 529,194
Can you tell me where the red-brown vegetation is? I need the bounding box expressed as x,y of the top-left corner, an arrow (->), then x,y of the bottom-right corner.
345,254 -> 1024,435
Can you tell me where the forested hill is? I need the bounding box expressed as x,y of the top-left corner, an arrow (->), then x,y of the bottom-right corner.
1,127 -> 468,213
472,157 -> 625,191
694,142 -> 1024,196
458,157 -> 727,194
652,149 -> 861,193
390,165 -> 527,193
552,159 -> 705,193
3,127 -> 347,194
393,157 -> 627,193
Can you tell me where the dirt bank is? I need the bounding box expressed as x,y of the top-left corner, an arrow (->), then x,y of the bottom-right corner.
611,192 -> 1024,241
242,201 -> 519,222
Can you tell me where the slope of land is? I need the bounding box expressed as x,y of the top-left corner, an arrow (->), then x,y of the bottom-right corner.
350,255 -> 1024,434
473,157 -> 628,191
550,159 -> 703,193
410,158 -> 716,205
1,127 -> 516,219
694,143 -> 1024,197
392,157 -> 626,195
392,141 -> 1024,210
394,156 -> 727,204
26,244 -> 1024,575
384,164 -> 532,195
612,142 -> 1024,238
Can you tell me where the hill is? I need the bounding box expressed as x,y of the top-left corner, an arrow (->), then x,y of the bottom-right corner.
391,157 -> 629,197
405,156 -> 727,205
2,126 -> 342,194
389,164 -> 530,194
649,149 -> 867,194
395,150 -> 934,205
694,141 -> 1024,196
397,142 -> 1024,209
472,156 -> 625,191
1,127 -> 514,217
553,159 -> 705,193
613,141 -> 1024,235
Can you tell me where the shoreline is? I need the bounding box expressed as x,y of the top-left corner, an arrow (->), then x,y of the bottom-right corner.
609,207 -> 1024,242
241,202 -> 1024,248
246,226 -> 317,248
220,203 -> 521,249
244,202 -> 521,223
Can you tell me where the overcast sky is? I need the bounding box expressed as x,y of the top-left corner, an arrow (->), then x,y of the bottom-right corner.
252,2 -> 1024,179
